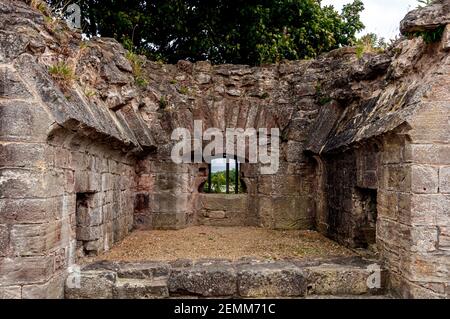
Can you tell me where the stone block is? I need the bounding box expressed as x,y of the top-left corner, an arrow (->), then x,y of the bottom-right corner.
305,264 -> 384,295
0,142 -> 51,169
237,262 -> 307,297
168,261 -> 237,297
438,226 -> 450,251
377,190 -> 398,221
264,196 -> 313,230
150,193 -> 189,214
385,165 -> 411,192
54,148 -> 72,169
22,271 -> 66,299
113,278 -> 169,299
399,279 -> 445,299
65,270 -> 116,299
199,194 -> 247,212
101,173 -> 115,191
439,167 -> 450,193
204,211 -> 226,219
70,152 -> 88,170
154,173 -> 189,193
442,24 -> 450,51
0,256 -> 54,286
84,240 -> 104,253
286,141 -> 305,163
10,222 -> 62,256
0,225 -> 9,256
76,225 -> 103,241
0,100 -> 51,142
399,194 -> 449,226
195,73 -> 211,85
376,218 -> 399,244
0,168 -> 65,199
151,213 -> 188,230
116,262 -> 170,279
0,197 -> 66,224
76,207 -> 103,227
411,165 -> 439,194
0,67 -> 32,99
400,225 -> 438,253
150,161 -> 189,174
400,254 -> 449,283
0,286 -> 21,299
407,144 -> 450,165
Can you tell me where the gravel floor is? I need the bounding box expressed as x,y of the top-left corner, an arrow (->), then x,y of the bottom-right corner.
91,226 -> 355,262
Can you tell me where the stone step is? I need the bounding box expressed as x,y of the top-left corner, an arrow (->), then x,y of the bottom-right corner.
65,257 -> 387,299
114,278 -> 169,299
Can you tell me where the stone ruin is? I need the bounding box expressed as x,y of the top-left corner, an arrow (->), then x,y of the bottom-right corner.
0,0 -> 449,299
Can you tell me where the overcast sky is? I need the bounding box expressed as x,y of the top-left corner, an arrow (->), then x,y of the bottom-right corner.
322,0 -> 419,40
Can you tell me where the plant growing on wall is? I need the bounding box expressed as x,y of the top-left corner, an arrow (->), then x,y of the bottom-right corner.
48,61 -> 75,91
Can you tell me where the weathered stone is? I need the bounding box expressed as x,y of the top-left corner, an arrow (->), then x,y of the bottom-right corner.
200,194 -> 246,212
150,193 -> 189,213
116,262 -> 170,279
400,1 -> 450,34
0,224 -> 8,256
443,24 -> 450,51
151,212 -> 188,230
0,286 -> 21,299
10,222 -> 62,256
22,271 -> 66,299
168,261 -> 237,297
411,165 -> 439,194
438,226 -> 450,250
439,167 -> 450,193
76,225 -> 103,241
0,256 -> 54,286
65,270 -> 117,299
0,100 -> 52,142
204,211 -> 226,219
305,263 -> 385,296
0,67 -> 32,99
113,278 -> 169,299
237,262 -> 307,297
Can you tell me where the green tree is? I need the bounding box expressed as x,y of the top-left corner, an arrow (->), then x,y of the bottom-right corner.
47,0 -> 365,65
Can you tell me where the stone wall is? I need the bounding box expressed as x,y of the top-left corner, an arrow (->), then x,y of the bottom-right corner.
0,0 -> 146,298
197,194 -> 250,227
377,91 -> 450,297
132,59 -> 324,230
134,159 -> 195,230
0,0 -> 449,299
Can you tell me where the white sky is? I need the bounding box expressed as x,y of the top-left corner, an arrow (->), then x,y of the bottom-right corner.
211,158 -> 237,172
322,0 -> 419,40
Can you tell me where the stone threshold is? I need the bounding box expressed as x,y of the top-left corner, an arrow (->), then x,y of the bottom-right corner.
65,256 -> 387,299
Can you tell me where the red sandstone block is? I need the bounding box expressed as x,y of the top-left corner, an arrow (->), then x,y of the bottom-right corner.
10,221 -> 62,256
21,271 -> 66,299
0,256 -> 54,286
439,167 -> 450,194
411,165 -> 439,194
0,224 -> 9,257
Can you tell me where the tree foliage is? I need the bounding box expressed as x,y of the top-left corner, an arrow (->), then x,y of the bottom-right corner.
47,0 -> 365,65
203,169 -> 245,193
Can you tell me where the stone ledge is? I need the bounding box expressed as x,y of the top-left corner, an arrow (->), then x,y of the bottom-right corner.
66,257 -> 385,299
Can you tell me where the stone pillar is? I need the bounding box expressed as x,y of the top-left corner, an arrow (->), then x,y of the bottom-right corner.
378,102 -> 449,298
134,159 -> 193,230
0,65 -> 67,298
